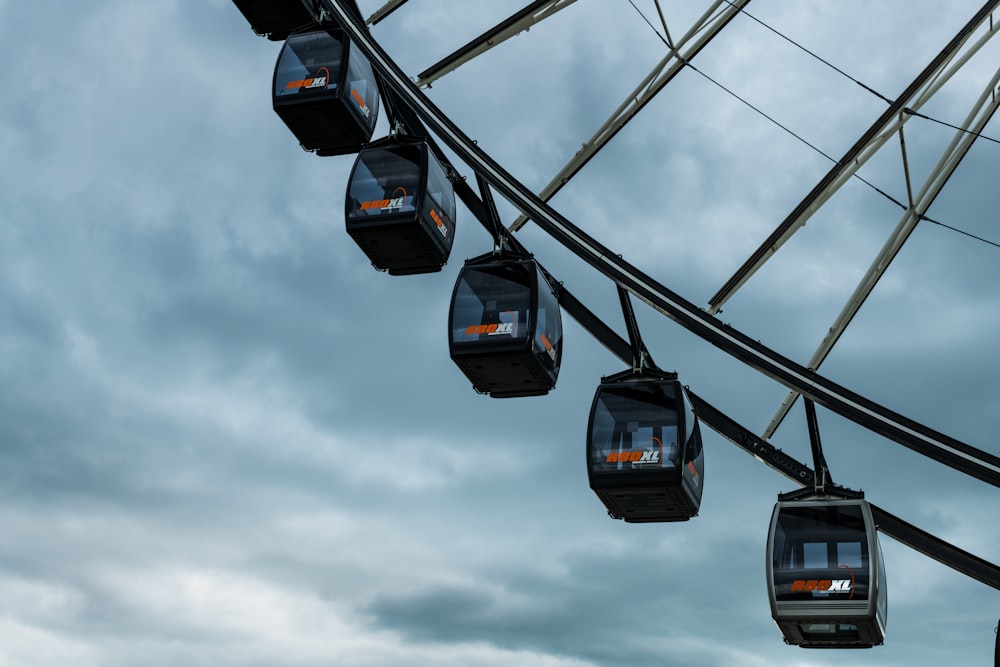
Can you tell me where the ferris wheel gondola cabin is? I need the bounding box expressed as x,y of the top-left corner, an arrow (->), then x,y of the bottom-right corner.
272,28 -> 379,156
766,494 -> 887,648
345,136 -> 455,274
449,255 -> 562,398
232,0 -> 317,40
586,369 -> 704,522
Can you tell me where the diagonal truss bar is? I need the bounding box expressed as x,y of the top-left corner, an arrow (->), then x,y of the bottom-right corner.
707,0 -> 1000,314
365,0 -> 409,25
763,64 -> 1000,438
653,0 -> 676,49
510,0 -> 749,231
415,0 -> 579,87
329,0 -> 1000,490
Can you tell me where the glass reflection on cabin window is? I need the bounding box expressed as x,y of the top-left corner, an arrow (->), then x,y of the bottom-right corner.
275,32 -> 343,97
423,155 -> 455,231
451,267 -> 531,345
348,147 -> 421,219
590,384 -> 680,473
534,282 -> 561,365
346,41 -> 379,129
772,505 -> 871,601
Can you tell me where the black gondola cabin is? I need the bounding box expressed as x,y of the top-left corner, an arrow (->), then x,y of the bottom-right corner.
273,29 -> 379,155
766,496 -> 887,648
346,137 -> 455,274
232,0 -> 317,40
587,370 -> 704,522
449,256 -> 562,398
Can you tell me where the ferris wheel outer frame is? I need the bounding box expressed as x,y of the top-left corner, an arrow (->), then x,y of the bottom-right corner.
327,0 -> 1000,487
240,0 -> 1000,591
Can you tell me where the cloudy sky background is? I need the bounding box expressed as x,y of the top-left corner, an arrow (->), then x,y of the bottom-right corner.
2,1 -> 999,665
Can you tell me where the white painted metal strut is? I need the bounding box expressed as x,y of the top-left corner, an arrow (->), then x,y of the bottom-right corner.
509,0 -> 750,231
414,0 -> 579,88
365,0 -> 408,25
326,0 -> 1000,488
707,0 -> 1000,314
763,63 -> 1000,438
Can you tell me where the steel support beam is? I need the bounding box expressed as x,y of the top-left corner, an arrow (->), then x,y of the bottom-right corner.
763,64 -> 1000,437
416,0 -> 579,87
510,0 -> 749,231
365,0 -> 409,25
707,0 -> 1000,314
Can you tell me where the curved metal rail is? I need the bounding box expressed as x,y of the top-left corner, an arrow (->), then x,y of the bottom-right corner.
329,0 -> 1000,489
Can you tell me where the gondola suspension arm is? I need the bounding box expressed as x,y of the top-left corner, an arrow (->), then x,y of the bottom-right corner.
804,398 -> 833,494
617,286 -> 655,372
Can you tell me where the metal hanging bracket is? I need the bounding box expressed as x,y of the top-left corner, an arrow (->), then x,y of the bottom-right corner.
616,285 -> 655,374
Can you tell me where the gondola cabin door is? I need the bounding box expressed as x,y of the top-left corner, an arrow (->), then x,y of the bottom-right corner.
346,138 -> 455,274
273,29 -> 379,155
449,256 -> 562,398
766,497 -> 887,648
587,371 -> 704,522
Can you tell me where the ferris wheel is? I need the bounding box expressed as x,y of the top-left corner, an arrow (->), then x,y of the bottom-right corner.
230,0 -> 1000,653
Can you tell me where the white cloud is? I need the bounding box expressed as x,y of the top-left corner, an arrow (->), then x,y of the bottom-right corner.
85,566 -> 598,667
0,618 -> 99,667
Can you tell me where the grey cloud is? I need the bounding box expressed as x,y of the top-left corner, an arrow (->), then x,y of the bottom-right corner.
1,2 -> 998,667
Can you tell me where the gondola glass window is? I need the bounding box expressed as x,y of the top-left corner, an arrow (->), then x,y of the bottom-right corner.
449,257 -> 561,397
452,267 -> 531,345
590,383 -> 683,473
346,40 -> 379,127
272,30 -> 379,155
346,138 -> 455,274
274,31 -> 342,99
767,498 -> 887,648
772,504 -> 871,601
348,145 -> 421,217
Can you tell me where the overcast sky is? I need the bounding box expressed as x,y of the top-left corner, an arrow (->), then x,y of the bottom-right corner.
2,1 -> 999,665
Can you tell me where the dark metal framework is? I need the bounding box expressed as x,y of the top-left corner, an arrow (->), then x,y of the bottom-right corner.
230,0 -> 1000,598
326,0 -> 1000,494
